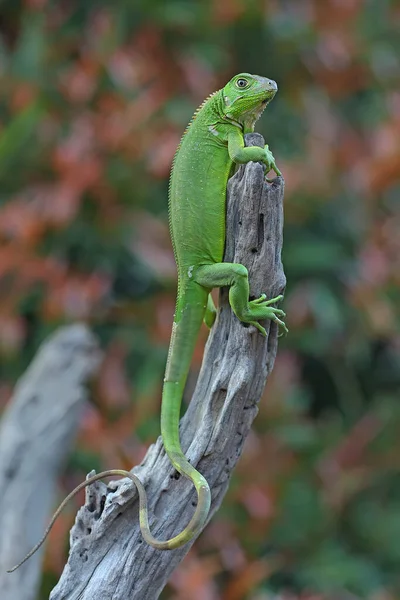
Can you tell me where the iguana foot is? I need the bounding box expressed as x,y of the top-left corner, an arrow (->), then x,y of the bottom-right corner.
245,294 -> 287,336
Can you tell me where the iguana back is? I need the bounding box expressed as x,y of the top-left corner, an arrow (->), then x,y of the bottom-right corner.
169,89 -> 232,276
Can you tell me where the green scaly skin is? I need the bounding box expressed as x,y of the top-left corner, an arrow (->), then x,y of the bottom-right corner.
7,73 -> 287,572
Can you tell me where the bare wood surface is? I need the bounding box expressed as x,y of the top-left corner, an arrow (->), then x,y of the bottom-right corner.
0,325 -> 101,600
50,133 -> 286,600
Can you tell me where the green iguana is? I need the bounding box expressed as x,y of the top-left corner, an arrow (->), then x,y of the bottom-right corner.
8,72 -> 286,572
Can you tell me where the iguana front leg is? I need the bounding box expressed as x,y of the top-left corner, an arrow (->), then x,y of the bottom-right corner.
227,129 -> 282,178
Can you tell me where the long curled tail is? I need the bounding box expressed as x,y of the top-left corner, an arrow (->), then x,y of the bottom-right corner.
7,465 -> 210,572
8,287 -> 213,573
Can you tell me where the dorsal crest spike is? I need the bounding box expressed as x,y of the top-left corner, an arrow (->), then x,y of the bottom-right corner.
180,90 -> 220,139
169,89 -> 220,176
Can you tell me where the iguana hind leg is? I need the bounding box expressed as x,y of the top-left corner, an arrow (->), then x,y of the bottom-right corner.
194,263 -> 287,336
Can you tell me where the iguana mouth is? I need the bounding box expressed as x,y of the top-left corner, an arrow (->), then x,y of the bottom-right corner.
262,91 -> 276,104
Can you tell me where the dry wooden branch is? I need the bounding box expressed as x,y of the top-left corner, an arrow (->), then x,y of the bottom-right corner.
49,133 -> 286,600
0,325 -> 101,600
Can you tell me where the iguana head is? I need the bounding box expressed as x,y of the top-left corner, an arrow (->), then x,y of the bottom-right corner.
222,73 -> 277,133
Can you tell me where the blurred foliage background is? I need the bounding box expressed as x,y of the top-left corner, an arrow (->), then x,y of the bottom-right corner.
0,0 -> 399,598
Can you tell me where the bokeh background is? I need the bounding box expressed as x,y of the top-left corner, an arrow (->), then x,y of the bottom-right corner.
0,0 -> 399,598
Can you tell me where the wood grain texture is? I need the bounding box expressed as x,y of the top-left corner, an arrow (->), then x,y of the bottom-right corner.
0,324 -> 101,600
50,133 -> 286,600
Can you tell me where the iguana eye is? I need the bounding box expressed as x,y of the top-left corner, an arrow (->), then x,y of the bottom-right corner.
236,78 -> 248,89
